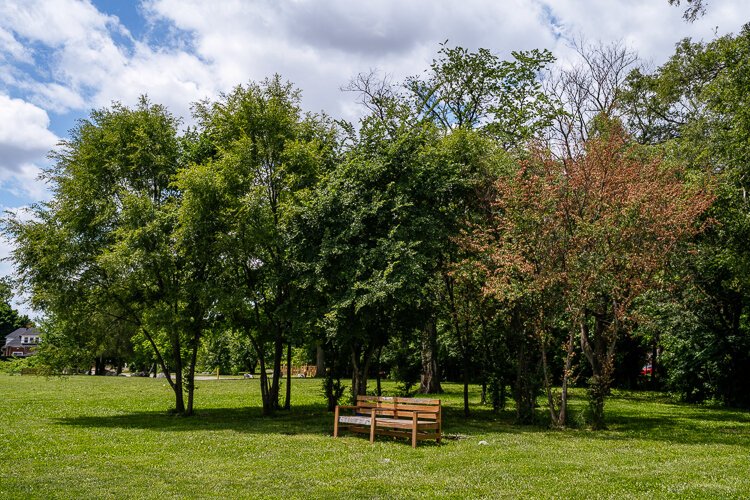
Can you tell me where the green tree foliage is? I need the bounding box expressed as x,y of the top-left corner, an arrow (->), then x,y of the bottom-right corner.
0,279 -> 29,338
407,44 -> 558,148
402,44 -> 558,404
4,98 -> 217,415
301,116 -> 441,398
191,76 -> 338,414
624,25 -> 750,407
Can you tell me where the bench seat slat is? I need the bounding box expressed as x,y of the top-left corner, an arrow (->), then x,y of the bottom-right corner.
375,418 -> 439,428
338,415 -> 372,426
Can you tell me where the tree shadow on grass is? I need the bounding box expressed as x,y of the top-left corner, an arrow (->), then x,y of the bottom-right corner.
53,395 -> 750,448
582,402 -> 750,447
54,402 -> 528,443
54,405 -> 335,436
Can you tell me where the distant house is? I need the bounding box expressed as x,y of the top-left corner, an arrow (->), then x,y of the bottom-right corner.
2,327 -> 42,357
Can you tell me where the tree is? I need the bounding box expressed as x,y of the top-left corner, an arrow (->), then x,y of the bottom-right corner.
466,127 -> 712,428
624,25 -> 750,407
546,40 -> 638,158
401,44 -> 558,399
300,117 -> 436,398
5,98 -> 216,415
192,76 -> 338,414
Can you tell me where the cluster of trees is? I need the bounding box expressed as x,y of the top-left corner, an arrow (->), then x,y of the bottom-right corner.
5,23 -> 750,428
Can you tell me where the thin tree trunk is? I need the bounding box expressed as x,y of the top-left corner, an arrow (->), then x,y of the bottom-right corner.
375,345 -> 382,397
186,328 -> 201,416
444,274 -> 470,415
541,339 -> 558,425
463,357 -> 470,417
650,336 -> 659,389
284,341 -> 292,410
170,330 -> 185,415
249,333 -> 274,416
351,343 -> 375,398
580,311 -> 614,430
419,316 -> 443,394
315,343 -> 325,378
269,331 -> 283,412
558,330 -> 576,427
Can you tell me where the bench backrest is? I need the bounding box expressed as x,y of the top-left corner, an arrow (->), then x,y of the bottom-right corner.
356,395 -> 441,421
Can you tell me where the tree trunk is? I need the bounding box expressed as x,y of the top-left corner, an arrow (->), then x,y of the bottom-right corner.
283,341 -> 292,410
580,312 -> 615,430
185,328 -> 201,416
463,354 -> 470,417
315,343 -> 325,378
170,330 -> 186,415
513,338 -> 537,425
540,328 -> 575,428
94,356 -> 105,376
650,333 -> 661,390
258,353 -> 270,415
444,274 -> 470,415
351,344 -> 374,398
558,330 -> 575,427
249,332 -> 277,416
375,345 -> 382,397
268,332 -> 284,413
419,317 -> 443,394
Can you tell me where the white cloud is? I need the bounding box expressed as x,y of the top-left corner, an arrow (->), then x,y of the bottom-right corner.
141,0 -> 563,119
88,43 -> 219,121
0,0 -> 129,113
22,82 -> 87,114
3,0 -> 749,125
0,94 -> 58,167
0,26 -> 31,63
0,163 -> 47,202
0,0 -> 120,46
0,95 -> 56,202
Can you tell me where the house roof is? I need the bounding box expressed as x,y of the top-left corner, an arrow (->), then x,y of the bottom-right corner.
4,327 -> 41,347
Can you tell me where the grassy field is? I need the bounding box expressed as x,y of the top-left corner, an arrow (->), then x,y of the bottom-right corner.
0,373 -> 749,499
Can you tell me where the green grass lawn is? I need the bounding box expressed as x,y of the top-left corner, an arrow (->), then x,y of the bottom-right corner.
1,373 -> 748,499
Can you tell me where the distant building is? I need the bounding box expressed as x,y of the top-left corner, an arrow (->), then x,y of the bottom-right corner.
2,327 -> 42,357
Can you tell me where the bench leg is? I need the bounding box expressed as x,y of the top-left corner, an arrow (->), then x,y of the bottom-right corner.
370,409 -> 376,444
412,414 -> 418,448
334,406 -> 340,438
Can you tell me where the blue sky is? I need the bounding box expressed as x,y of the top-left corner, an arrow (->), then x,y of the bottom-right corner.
1,0 -> 749,315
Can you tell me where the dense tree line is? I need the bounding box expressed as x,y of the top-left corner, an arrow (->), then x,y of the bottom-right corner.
4,25 -> 748,427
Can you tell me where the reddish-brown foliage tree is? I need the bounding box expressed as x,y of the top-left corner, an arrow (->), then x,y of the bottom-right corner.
464,126 -> 713,428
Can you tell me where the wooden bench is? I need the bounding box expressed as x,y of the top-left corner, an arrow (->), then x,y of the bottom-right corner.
333,395 -> 441,448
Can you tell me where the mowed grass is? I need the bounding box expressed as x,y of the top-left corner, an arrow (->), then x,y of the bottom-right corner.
1,374 -> 749,499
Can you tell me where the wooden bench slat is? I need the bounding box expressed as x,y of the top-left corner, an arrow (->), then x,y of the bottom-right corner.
356,396 -> 440,405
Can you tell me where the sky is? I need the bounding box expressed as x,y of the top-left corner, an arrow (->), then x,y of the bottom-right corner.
1,0 -> 749,315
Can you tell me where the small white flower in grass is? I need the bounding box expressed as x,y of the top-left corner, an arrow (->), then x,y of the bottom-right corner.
478,440 -> 489,446
381,458 -> 391,463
